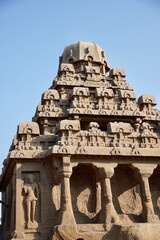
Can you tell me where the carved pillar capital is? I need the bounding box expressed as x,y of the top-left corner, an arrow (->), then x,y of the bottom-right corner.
132,163 -> 157,178
132,163 -> 159,223
94,163 -> 117,180
60,166 -> 72,178
59,155 -> 72,178
99,167 -> 115,179
138,168 -> 154,179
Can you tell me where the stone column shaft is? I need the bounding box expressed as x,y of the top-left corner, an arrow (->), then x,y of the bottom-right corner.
59,156 -> 76,226
140,174 -> 159,222
61,172 -> 72,211
15,163 -> 24,239
105,178 -> 112,202
99,166 -> 120,226
101,177 -> 112,205
141,176 -> 152,202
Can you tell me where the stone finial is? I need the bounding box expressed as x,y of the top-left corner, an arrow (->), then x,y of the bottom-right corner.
59,41 -> 110,73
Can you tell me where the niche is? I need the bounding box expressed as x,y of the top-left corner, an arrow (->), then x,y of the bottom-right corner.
149,166 -> 160,219
71,164 -> 97,223
111,164 -> 142,223
21,171 -> 41,227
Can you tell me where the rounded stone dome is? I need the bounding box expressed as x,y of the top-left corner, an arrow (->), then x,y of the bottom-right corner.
60,41 -> 110,72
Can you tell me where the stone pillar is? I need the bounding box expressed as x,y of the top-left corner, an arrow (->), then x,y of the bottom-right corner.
13,163 -> 24,239
98,165 -> 120,227
133,164 -> 159,223
59,155 -> 76,226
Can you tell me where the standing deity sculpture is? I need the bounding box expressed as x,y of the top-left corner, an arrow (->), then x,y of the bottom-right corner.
22,174 -> 40,228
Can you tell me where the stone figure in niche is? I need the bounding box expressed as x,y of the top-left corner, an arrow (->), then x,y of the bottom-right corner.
22,174 -> 39,228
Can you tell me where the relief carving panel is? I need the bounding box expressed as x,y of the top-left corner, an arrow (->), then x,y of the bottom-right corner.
22,172 -> 40,229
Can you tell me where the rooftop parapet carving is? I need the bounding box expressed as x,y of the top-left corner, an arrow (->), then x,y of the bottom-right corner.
138,94 -> 157,106
118,90 -> 136,100
42,89 -> 60,100
34,89 -> 63,120
57,120 -> 80,147
96,88 -> 114,97
10,122 -> 55,152
70,87 -> 90,108
57,119 -> 80,131
109,68 -> 133,90
107,122 -> 133,134
137,94 -> 160,119
109,68 -> 126,80
18,122 -> 40,136
118,89 -> 137,111
59,63 -> 75,75
10,122 -> 40,151
72,87 -> 90,96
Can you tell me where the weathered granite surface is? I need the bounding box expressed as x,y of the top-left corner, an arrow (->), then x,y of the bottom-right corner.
1,41 -> 160,240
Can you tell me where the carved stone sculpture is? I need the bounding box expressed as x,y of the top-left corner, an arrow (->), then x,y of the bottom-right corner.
22,174 -> 39,228
1,41 -> 160,240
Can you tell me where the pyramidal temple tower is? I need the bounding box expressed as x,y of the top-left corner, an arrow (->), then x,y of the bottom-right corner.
1,42 -> 160,240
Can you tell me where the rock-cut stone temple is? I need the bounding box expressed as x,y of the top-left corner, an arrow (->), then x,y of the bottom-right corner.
1,42 -> 160,240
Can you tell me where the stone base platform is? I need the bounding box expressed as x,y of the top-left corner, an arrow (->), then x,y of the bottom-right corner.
53,223 -> 160,240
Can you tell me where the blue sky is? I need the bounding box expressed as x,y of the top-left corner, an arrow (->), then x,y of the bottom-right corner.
0,0 -> 160,170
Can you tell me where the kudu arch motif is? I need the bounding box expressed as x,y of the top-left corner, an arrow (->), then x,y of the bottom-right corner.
1,41 -> 160,240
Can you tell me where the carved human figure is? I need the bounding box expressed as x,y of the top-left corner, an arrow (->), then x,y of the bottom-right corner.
22,174 -> 39,226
